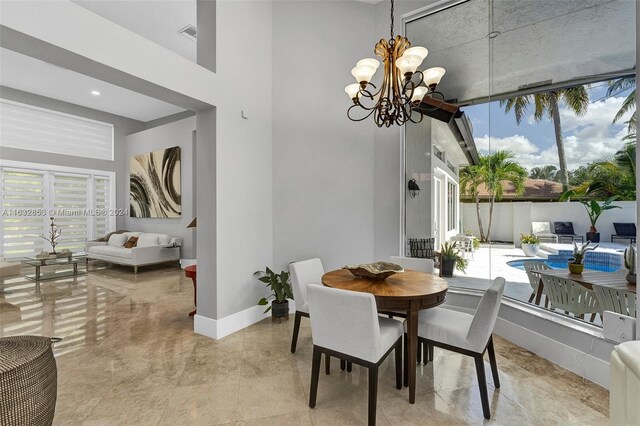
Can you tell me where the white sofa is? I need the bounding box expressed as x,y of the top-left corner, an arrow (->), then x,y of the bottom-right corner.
610,340 -> 640,425
86,232 -> 181,273
0,256 -> 21,279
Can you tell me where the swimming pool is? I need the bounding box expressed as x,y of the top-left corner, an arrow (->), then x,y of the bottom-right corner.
507,259 -> 620,272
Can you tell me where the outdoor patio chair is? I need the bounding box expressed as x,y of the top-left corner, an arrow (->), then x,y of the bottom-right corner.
523,261 -> 550,308
451,235 -> 474,260
592,285 -> 637,318
553,222 -> 584,243
611,223 -> 637,244
539,275 -> 600,322
531,222 -> 557,243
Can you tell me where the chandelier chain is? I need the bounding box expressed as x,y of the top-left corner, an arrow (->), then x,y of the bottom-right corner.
390,0 -> 394,39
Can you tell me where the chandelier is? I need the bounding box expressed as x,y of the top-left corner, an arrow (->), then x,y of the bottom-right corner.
345,0 -> 450,128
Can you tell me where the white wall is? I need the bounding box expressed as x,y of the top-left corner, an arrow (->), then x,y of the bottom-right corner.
272,1 -> 376,271
212,0 -> 273,319
124,117 -> 196,259
462,201 -> 637,244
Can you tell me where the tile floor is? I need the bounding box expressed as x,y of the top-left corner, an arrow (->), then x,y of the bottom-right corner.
0,262 -> 609,425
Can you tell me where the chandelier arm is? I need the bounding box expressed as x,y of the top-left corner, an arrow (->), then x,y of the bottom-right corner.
348,104 -> 377,122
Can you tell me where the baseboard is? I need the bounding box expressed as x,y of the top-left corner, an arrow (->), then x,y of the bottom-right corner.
194,299 -> 297,340
180,259 -> 197,268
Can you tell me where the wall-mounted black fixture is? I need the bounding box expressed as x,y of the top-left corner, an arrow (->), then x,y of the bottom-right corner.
408,179 -> 420,198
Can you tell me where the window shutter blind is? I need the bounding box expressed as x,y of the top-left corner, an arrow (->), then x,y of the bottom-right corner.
0,100 -> 114,161
53,174 -> 89,252
93,176 -> 111,239
1,169 -> 47,257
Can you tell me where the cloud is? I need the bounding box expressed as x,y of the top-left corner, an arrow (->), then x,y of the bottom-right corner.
473,96 -> 631,172
475,134 -> 539,155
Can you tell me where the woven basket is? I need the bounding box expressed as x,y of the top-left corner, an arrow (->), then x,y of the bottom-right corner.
0,336 -> 58,426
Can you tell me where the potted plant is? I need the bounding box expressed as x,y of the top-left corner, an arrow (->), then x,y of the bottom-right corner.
520,233 -> 541,257
568,241 -> 598,274
624,244 -> 636,285
439,241 -> 468,278
581,198 -> 620,243
254,267 -> 293,318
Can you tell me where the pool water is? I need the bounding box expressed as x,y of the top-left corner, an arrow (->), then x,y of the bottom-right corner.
507,259 -> 621,273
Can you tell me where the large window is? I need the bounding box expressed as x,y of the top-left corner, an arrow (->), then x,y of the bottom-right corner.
0,100 -> 114,161
0,163 -> 115,257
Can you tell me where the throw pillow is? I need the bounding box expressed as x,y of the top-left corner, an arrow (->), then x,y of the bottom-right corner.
123,236 -> 139,249
137,234 -> 159,247
108,233 -> 128,247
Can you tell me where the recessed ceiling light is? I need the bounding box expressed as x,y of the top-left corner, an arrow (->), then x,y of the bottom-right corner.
91,90 -> 101,96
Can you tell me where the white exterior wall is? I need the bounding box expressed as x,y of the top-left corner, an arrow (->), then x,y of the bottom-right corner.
462,201 -> 636,245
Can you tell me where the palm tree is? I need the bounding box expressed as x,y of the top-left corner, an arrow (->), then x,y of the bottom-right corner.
481,151 -> 527,242
562,141 -> 636,201
607,76 -> 636,133
460,151 -> 527,242
530,165 -> 559,181
500,86 -> 590,189
459,164 -> 486,241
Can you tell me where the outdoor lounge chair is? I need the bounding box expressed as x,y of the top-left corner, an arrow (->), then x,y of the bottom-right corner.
531,222 -> 557,243
611,223 -> 637,244
553,222 -> 584,243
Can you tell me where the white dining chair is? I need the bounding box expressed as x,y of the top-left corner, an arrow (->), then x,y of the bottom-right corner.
308,285 -> 403,426
406,277 -> 505,419
289,258 -> 324,354
389,256 -> 434,274
290,258 -> 351,373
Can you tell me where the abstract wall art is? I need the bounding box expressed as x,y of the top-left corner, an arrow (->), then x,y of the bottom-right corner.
130,146 -> 181,218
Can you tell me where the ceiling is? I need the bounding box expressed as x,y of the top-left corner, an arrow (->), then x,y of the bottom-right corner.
406,0 -> 636,104
0,48 -> 186,122
73,0 -> 197,62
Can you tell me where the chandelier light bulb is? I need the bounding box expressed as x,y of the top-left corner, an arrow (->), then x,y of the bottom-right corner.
403,46 -> 428,61
395,55 -> 422,77
351,65 -> 377,85
356,58 -> 380,70
423,67 -> 446,88
411,86 -> 428,103
345,83 -> 361,100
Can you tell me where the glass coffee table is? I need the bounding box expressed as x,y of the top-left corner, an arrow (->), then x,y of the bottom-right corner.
22,253 -> 88,281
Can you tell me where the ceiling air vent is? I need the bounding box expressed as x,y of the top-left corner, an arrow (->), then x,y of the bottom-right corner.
178,24 -> 197,42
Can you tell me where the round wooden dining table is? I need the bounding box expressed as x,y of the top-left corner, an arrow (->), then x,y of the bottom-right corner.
322,268 -> 448,404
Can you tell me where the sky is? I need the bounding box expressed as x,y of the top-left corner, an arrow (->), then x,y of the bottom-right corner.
462,83 -> 634,173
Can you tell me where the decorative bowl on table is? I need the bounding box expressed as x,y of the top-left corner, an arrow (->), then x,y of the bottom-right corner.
342,262 -> 404,281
